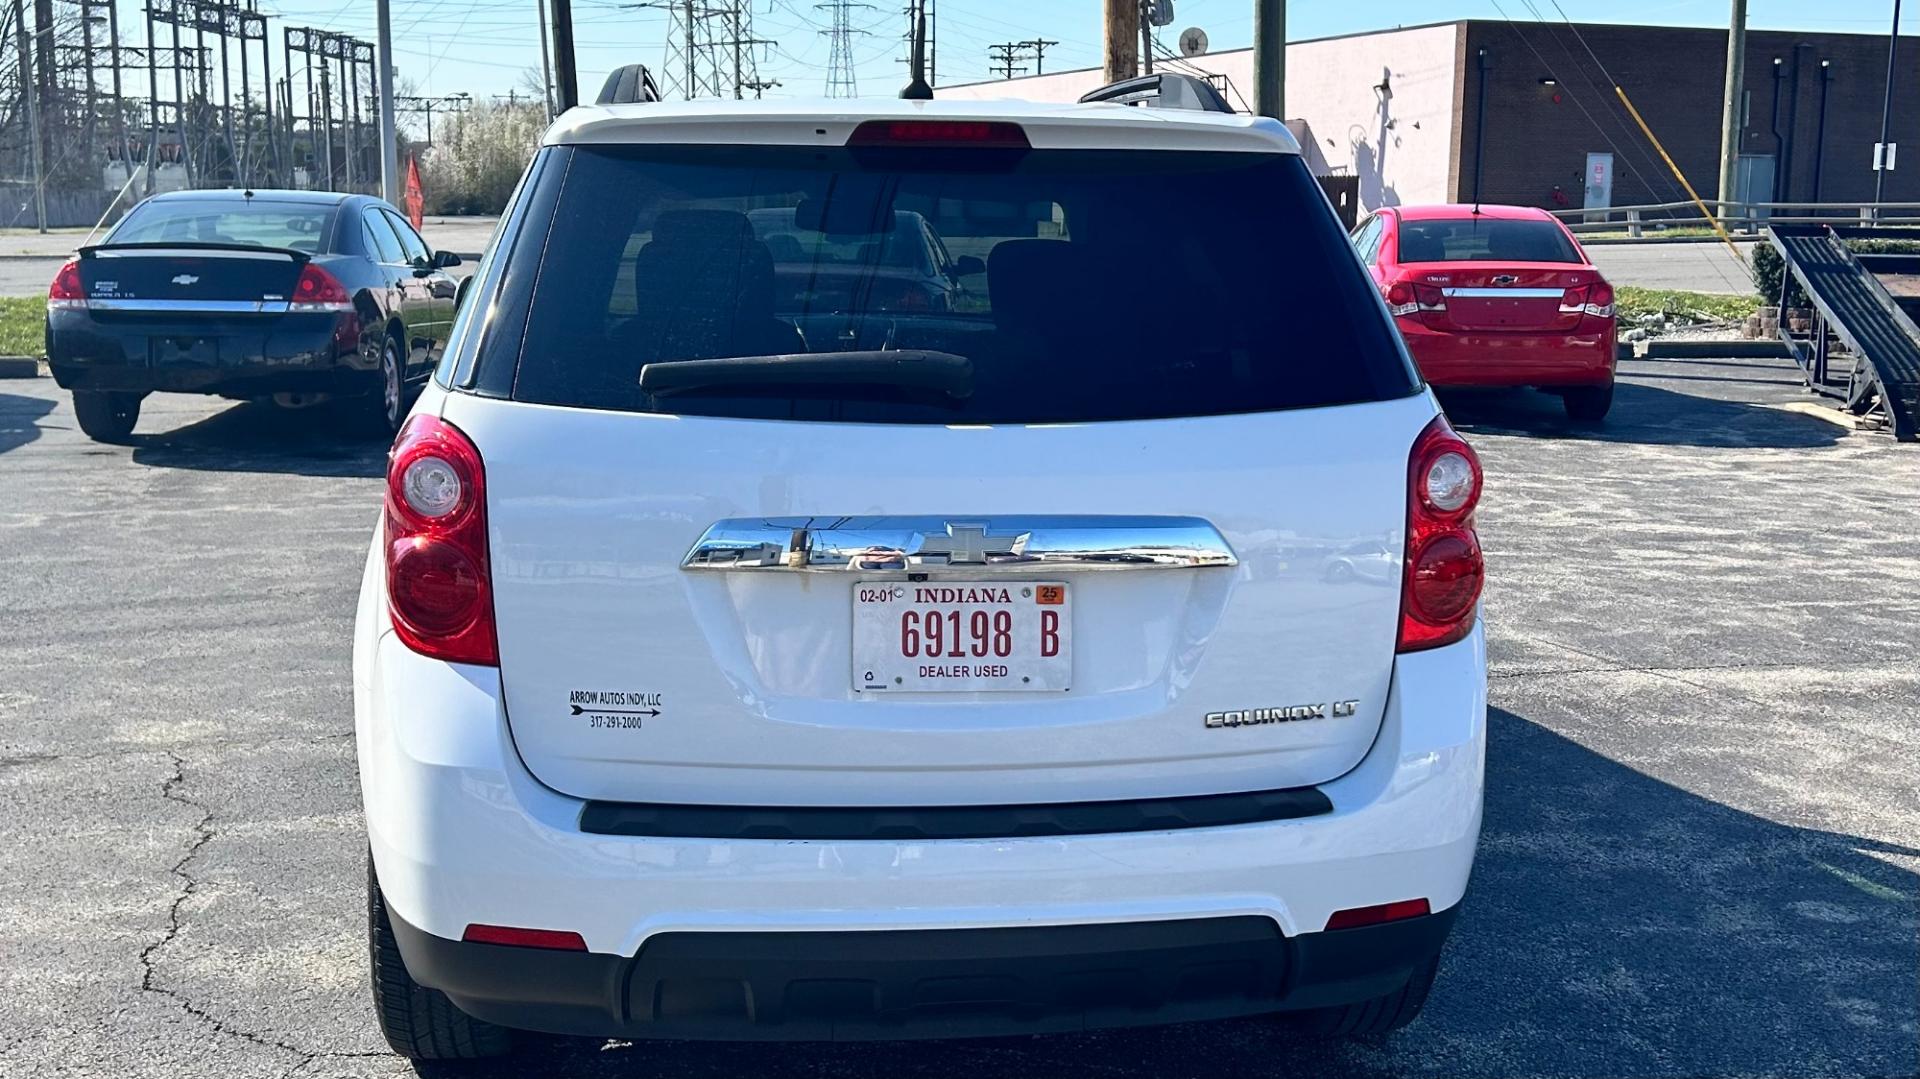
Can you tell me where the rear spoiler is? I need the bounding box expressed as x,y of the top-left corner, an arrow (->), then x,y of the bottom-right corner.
78,241 -> 312,264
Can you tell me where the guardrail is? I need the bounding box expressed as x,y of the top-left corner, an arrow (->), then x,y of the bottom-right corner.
1549,201 -> 1920,237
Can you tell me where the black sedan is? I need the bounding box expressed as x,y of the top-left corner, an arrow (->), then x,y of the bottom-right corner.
46,189 -> 462,442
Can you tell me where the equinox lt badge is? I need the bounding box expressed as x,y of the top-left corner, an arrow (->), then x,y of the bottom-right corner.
1206,700 -> 1359,728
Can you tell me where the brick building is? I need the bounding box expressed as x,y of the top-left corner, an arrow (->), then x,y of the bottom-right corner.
935,19 -> 1920,214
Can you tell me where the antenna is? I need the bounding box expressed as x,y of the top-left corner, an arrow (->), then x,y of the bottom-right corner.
900,0 -> 932,99
1178,26 -> 1208,58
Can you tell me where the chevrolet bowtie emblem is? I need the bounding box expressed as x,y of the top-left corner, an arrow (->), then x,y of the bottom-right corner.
907,523 -> 1030,565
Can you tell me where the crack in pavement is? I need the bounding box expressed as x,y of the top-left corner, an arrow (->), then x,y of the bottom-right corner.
135,751 -> 390,1077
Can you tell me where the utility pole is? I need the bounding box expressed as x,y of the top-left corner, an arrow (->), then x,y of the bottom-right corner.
987,42 -> 1027,80
1716,0 -> 1747,215
1140,2 -> 1152,74
1254,0 -> 1283,119
1875,0 -> 1903,204
1102,0 -> 1137,83
552,0 -> 579,109
535,0 -> 555,117
1024,37 -> 1057,75
12,0 -> 45,231
377,0 -> 398,202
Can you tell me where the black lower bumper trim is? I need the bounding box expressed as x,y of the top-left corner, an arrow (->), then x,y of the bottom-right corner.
578,784 -> 1333,841
389,906 -> 1458,1042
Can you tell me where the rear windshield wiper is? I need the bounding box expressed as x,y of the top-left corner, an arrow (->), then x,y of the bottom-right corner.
638,350 -> 972,400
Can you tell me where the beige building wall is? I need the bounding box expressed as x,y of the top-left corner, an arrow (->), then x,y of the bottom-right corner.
935,22 -> 1466,211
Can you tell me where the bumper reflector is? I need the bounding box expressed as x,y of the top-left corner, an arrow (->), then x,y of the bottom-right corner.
1324,898 -> 1431,931
461,924 -> 589,951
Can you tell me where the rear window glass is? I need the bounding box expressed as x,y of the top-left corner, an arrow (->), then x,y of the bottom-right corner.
504,144 -> 1416,424
1396,218 -> 1580,264
112,200 -> 334,253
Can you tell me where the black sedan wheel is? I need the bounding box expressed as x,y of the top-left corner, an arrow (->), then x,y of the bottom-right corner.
72,390 -> 142,443
372,337 -> 405,436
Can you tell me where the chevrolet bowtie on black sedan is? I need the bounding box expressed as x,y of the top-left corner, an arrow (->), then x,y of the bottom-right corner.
46,189 -> 462,441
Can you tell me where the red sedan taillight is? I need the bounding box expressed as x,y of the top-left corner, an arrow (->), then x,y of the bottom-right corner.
1398,415 -> 1484,653
1560,280 -> 1615,319
384,415 -> 498,666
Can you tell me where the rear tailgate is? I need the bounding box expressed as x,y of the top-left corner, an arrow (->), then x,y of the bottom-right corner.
445,391 -> 1436,807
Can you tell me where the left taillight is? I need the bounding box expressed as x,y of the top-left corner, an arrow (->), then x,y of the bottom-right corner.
1398,414 -> 1484,653
384,415 -> 498,666
48,257 -> 86,311
291,263 -> 354,312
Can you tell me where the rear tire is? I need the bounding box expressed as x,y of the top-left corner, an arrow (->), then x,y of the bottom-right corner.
72,390 -> 141,443
367,856 -> 513,1062
1561,382 -> 1613,422
368,336 -> 406,437
1284,953 -> 1440,1037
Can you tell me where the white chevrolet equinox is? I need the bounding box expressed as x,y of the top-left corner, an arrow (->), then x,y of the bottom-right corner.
353,90 -> 1488,1061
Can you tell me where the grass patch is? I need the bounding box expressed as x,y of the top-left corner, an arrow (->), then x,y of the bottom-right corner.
0,296 -> 43,358
1616,286 -> 1759,324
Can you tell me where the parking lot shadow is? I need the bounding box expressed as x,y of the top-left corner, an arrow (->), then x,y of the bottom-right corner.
0,391 -> 55,456
426,709 -> 1917,1079
1439,382 -> 1847,450
127,398 -> 387,478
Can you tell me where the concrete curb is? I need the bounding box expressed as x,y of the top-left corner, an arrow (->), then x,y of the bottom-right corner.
0,356 -> 42,378
1635,339 -> 1792,359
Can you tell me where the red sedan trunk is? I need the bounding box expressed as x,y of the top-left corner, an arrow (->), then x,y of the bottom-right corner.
1355,205 -> 1617,418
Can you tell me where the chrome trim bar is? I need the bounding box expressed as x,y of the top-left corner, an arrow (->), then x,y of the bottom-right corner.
85,298 -> 291,314
1441,287 -> 1565,299
683,516 -> 1239,573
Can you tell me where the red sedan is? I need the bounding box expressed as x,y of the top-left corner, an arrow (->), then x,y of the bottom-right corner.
1352,204 -> 1616,421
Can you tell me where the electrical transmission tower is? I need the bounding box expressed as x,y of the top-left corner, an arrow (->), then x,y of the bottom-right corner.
818,0 -> 871,98
627,1 -> 771,100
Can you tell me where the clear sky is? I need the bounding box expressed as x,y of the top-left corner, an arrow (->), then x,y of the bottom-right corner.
190,0 -> 1913,107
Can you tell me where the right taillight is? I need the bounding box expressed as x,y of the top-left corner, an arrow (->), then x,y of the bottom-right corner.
291,263 -> 354,312
384,415 -> 498,666
1399,415 -> 1484,653
1561,281 -> 1614,319
48,257 -> 86,311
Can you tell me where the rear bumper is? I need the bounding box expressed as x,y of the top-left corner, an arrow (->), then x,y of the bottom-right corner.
46,309 -> 369,396
386,903 -> 1459,1041
1399,320 -> 1615,387
354,542 -> 1487,1040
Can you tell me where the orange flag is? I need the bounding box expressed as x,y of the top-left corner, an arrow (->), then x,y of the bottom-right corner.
404,156 -> 426,231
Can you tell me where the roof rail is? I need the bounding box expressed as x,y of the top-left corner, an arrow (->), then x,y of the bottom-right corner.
1077,72 -> 1234,114
596,64 -> 662,106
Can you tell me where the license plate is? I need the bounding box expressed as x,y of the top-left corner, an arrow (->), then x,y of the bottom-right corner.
853,581 -> 1070,692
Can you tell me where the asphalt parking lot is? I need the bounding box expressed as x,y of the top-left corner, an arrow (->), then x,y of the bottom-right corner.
1,356 -> 1915,1078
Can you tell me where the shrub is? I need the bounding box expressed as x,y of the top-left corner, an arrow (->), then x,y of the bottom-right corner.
415,102 -> 547,216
